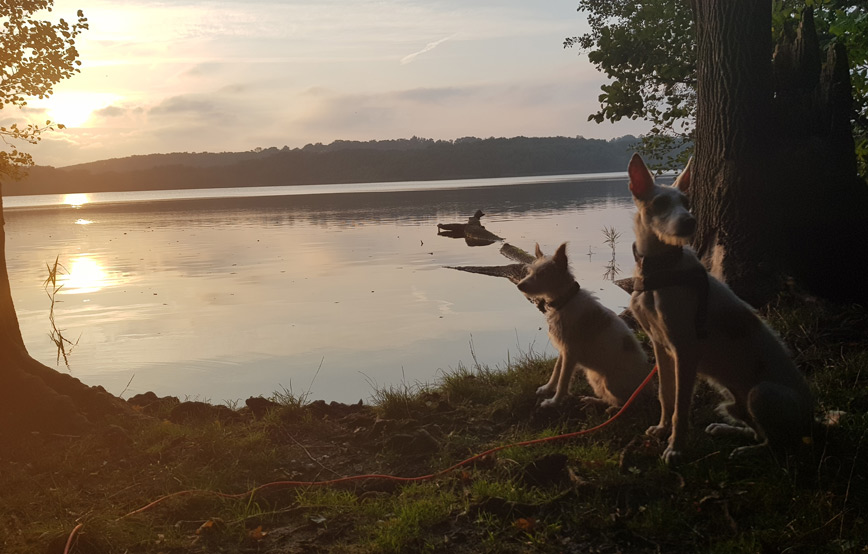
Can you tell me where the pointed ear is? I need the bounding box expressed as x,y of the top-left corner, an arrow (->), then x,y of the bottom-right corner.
553,242 -> 568,268
534,243 -> 544,259
673,156 -> 692,194
628,153 -> 655,200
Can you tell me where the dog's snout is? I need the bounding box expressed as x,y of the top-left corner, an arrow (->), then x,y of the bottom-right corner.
677,217 -> 696,236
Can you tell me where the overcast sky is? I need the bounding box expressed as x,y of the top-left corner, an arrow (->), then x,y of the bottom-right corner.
17,0 -> 650,167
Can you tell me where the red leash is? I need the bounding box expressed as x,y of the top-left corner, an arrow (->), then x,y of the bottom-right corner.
121,365 -> 658,519
59,365 -> 658,549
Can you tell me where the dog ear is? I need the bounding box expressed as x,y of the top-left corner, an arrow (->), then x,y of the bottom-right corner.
628,153 -> 655,200
673,156 -> 692,195
534,243 -> 544,259
553,242 -> 568,268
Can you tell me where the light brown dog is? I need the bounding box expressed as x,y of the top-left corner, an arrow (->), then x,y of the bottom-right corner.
627,153 -> 813,463
517,242 -> 650,409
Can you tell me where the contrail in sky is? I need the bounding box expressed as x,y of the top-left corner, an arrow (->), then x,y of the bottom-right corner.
401,35 -> 454,65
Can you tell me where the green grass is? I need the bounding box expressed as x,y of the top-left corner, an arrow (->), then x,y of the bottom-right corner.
1,293 -> 866,553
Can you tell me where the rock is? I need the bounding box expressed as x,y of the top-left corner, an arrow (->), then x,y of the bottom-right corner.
307,399 -> 370,420
126,391 -> 180,416
384,428 -> 440,456
245,396 -> 280,419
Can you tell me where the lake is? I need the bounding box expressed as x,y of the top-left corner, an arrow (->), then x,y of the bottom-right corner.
4,173 -> 650,404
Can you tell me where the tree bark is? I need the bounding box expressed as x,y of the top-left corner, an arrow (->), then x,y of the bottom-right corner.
690,2 -> 868,305
0,184 -> 128,437
691,0 -> 779,306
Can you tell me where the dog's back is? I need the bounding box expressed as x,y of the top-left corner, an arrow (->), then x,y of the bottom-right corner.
546,290 -> 649,405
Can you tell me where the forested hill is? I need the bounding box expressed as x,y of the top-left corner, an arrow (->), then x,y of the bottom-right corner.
7,135 -> 641,196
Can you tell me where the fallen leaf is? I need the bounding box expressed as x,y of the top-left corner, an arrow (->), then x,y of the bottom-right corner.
513,517 -> 536,532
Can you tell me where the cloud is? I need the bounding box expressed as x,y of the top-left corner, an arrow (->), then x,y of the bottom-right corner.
400,35 -> 454,65
397,86 -> 473,104
149,96 -> 221,116
94,105 -> 129,118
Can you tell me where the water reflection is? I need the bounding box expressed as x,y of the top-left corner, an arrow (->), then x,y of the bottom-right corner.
5,176 -> 643,403
63,193 -> 90,207
60,256 -> 112,294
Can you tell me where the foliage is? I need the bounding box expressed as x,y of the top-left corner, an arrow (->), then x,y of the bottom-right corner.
567,0 -> 868,175
564,0 -> 695,170
0,0 -> 88,178
9,135 -> 645,196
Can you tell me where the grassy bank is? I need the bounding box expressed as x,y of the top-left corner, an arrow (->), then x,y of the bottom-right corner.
2,293 -> 867,553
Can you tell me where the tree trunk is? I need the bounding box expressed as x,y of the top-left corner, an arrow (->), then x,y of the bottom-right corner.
0,184 -> 128,437
771,17 -> 868,303
690,0 -> 779,306
691,1 -> 868,306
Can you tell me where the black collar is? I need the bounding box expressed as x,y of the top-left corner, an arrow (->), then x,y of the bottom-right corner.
632,242 -> 710,339
632,242 -> 684,272
547,281 -> 581,311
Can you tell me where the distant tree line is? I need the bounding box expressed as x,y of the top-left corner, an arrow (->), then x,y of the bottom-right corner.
8,135 -> 649,196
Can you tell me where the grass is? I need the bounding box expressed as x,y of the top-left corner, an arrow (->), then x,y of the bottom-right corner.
1,292 -> 867,552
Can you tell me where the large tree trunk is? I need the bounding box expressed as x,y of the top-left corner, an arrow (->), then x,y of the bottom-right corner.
690,0 -> 780,306
0,185 -> 128,437
690,1 -> 868,306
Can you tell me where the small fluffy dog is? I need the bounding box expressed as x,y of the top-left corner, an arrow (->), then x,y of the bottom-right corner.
517,243 -> 650,408
627,153 -> 813,463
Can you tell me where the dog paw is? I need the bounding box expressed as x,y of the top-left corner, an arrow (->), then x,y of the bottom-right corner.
536,384 -> 555,397
661,446 -> 683,465
578,396 -> 610,412
704,423 -> 728,436
645,425 -> 670,440
539,397 -> 562,409
729,444 -> 767,458
705,423 -> 759,440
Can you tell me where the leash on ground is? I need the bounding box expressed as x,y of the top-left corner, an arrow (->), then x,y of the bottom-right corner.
62,365 -> 658,553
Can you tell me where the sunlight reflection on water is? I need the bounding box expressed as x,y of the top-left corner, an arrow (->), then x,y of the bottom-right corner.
59,255 -> 121,294
5,175 -> 646,404
63,193 -> 89,207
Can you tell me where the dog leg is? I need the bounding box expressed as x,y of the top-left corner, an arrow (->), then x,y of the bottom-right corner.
536,355 -> 561,398
706,397 -> 759,440
541,352 -> 576,408
663,350 -> 699,465
746,382 -> 812,459
646,343 -> 675,440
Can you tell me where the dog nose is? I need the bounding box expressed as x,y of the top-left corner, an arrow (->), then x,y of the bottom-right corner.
678,217 -> 697,236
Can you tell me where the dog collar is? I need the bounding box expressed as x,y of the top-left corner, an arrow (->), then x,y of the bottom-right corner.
632,242 -> 709,339
547,281 -> 581,311
632,242 -> 684,271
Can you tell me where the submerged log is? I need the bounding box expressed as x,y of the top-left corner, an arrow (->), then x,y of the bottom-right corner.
447,244 -> 544,311
448,243 -> 636,315
437,209 -> 503,246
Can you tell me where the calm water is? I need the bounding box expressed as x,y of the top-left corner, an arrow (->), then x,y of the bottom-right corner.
5,173 -> 647,404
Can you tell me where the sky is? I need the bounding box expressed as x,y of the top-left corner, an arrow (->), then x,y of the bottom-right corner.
15,0 -> 650,168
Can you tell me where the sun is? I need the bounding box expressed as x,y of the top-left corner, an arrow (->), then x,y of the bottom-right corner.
32,92 -> 119,128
